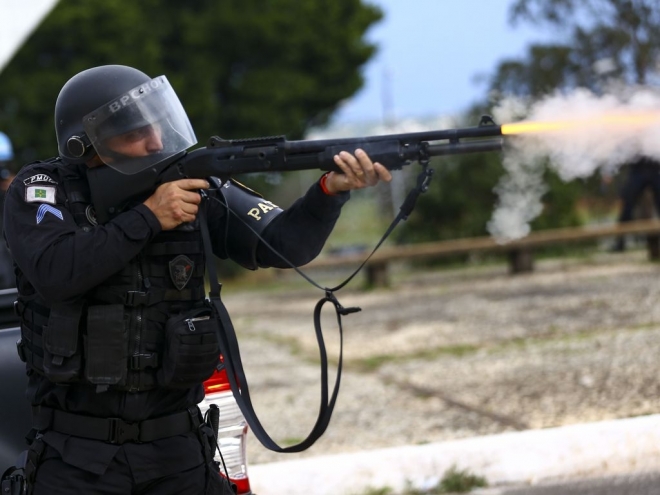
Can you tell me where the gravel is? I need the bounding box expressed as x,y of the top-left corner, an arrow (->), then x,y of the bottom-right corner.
218,250 -> 660,465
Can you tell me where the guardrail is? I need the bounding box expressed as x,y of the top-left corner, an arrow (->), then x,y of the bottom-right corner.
303,219 -> 660,287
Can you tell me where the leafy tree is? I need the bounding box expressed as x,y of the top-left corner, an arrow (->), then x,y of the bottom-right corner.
492,0 -> 660,96
396,153 -> 504,243
398,0 -> 656,244
480,0 -> 660,235
0,0 -> 381,169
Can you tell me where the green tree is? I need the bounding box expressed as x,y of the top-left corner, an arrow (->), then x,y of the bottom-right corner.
0,0 -> 381,168
397,144 -> 505,244
480,0 -> 660,236
395,107 -> 506,244
491,0 -> 660,96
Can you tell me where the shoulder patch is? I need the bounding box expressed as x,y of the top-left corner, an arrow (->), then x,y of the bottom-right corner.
25,185 -> 56,205
23,174 -> 58,186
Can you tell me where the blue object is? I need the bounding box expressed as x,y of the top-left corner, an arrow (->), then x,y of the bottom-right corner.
0,132 -> 13,161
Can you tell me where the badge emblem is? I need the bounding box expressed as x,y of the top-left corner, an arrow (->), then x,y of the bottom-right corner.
169,255 -> 194,290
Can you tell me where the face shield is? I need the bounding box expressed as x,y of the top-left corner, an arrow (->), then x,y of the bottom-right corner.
82,75 -> 197,174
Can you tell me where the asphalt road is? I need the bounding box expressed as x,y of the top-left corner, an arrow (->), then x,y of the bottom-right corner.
485,472 -> 660,495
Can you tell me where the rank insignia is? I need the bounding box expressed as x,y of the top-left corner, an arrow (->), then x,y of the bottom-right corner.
36,204 -> 63,224
169,255 -> 194,290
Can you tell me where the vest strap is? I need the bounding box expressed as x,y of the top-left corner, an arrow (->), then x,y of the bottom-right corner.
147,242 -> 202,256
130,353 -> 159,370
148,264 -> 205,278
123,287 -> 206,306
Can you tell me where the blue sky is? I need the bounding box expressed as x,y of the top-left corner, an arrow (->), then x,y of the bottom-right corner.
332,0 -> 556,124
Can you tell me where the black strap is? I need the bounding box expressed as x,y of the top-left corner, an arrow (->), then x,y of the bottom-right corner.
146,241 -> 203,256
200,202 -> 336,452
91,286 -> 206,306
199,165 -> 434,452
32,406 -> 199,445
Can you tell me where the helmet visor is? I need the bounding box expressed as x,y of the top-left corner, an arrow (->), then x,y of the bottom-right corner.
82,75 -> 197,174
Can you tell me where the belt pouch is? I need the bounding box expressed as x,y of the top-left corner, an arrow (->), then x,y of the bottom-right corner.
85,304 -> 127,386
42,301 -> 84,382
158,307 -> 220,389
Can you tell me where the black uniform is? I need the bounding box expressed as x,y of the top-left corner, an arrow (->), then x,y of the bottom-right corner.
613,157 -> 660,251
618,157 -> 660,223
4,158 -> 349,494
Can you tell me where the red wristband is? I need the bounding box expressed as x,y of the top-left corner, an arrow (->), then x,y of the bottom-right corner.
319,172 -> 336,196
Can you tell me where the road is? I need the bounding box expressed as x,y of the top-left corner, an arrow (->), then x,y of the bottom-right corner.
484,472 -> 660,494
223,248 -> 660,493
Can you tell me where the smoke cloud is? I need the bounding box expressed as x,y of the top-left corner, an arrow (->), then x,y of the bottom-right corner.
488,86 -> 660,242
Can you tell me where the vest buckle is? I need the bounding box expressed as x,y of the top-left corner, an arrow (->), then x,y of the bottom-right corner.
124,291 -> 150,307
130,353 -> 159,370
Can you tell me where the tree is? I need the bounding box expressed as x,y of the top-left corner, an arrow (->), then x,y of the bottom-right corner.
395,145 -> 506,244
0,0 -> 381,167
491,0 -> 660,97
477,0 -> 660,238
394,106 -> 507,244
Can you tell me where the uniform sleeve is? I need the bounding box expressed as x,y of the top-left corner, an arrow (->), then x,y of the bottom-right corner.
255,182 -> 350,268
3,175 -> 162,302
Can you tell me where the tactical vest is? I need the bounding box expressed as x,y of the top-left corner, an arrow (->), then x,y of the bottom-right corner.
16,161 -> 282,392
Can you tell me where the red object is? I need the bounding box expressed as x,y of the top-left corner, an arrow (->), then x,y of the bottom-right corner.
202,359 -> 252,494
203,367 -> 231,394
319,172 -> 336,196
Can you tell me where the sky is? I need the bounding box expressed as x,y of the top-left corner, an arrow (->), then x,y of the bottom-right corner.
0,0 -> 58,73
332,0 -> 555,125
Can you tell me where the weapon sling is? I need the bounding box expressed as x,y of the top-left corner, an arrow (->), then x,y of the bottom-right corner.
199,164 -> 433,452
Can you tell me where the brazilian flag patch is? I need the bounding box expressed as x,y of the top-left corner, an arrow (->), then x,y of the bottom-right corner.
25,185 -> 56,205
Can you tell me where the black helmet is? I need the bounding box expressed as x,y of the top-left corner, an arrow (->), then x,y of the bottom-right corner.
55,65 -> 197,174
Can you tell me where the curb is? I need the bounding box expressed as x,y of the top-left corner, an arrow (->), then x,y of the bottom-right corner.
248,414 -> 660,495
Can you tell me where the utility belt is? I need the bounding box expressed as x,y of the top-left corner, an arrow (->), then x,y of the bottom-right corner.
32,406 -> 201,445
2,406 -> 235,495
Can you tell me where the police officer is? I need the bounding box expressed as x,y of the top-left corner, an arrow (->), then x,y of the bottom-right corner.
611,156 -> 660,251
0,131 -> 16,289
3,65 -> 391,495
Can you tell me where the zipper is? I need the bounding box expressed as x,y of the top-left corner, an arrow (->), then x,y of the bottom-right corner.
130,256 -> 147,391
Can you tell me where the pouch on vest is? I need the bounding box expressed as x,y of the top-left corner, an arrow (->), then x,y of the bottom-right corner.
158,306 -> 220,389
42,302 -> 84,383
85,304 -> 127,388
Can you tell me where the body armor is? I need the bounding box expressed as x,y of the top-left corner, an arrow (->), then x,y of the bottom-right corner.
16,161 -> 282,392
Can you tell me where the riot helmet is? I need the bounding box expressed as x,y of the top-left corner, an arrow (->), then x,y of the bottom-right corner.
55,65 -> 197,174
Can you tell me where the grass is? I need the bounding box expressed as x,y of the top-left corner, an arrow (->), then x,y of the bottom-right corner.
435,466 -> 488,493
354,466 -> 488,495
350,345 -> 480,373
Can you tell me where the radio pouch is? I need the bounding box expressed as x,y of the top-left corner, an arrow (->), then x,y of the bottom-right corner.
42,301 -> 84,383
158,306 -> 220,389
85,304 -> 127,388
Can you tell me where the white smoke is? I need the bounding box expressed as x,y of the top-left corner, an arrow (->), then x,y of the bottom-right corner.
487,86 -> 660,242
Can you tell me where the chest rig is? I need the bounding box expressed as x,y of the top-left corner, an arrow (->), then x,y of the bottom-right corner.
17,162 -> 208,392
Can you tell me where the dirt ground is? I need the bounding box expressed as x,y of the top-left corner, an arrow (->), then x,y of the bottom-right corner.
218,249 -> 660,465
